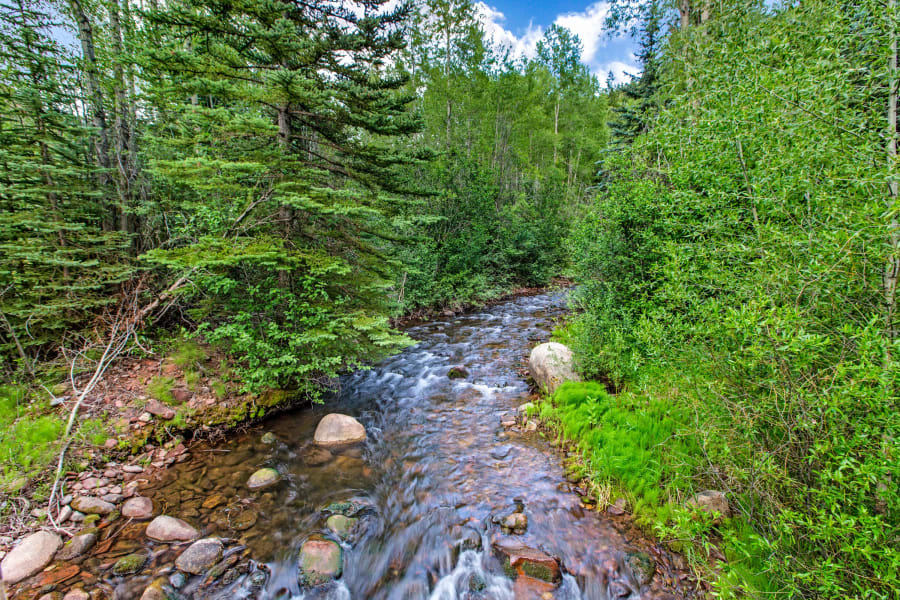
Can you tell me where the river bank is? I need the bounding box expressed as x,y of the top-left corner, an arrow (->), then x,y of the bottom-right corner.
3,291 -> 697,599
0,282 -> 575,555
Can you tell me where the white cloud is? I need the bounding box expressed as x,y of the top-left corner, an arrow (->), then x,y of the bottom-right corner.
553,2 -> 611,65
600,60 -> 639,86
474,2 -> 542,60
473,1 -> 640,87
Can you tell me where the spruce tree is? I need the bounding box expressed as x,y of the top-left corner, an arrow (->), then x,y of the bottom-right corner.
140,0 -> 423,392
0,0 -> 130,374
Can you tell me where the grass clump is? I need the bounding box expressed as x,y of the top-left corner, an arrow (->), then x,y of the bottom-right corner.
540,381 -> 700,524
147,376 -> 176,405
0,386 -> 65,492
171,340 -> 207,369
211,381 -> 227,399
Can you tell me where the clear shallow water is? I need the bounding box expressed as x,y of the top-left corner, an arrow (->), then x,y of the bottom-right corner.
124,292 -> 691,600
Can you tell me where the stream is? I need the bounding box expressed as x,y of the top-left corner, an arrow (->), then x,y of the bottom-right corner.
96,292 -> 692,600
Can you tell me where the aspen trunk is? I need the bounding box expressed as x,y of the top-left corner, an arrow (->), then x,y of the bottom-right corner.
886,0 -> 899,356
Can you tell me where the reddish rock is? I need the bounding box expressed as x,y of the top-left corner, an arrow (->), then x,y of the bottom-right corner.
493,539 -> 561,583
34,563 -> 80,587
171,388 -> 192,403
122,497 -> 154,520
145,399 -> 175,420
146,515 -> 199,542
513,574 -> 557,599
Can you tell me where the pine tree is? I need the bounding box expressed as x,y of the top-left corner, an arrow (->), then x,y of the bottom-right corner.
139,0 -> 423,392
0,0 -> 131,374
608,0 -> 663,146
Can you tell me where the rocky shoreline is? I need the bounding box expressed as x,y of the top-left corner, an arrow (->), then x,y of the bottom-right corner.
1,413 -> 371,599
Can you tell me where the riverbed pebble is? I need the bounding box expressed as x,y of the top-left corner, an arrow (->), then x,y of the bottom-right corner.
247,467 -> 281,489
70,496 -> 116,515
175,537 -> 223,574
56,531 -> 98,561
62,588 -> 90,600
122,496 -> 154,520
146,515 -> 199,542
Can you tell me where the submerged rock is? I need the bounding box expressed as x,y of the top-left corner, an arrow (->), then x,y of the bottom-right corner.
447,365 -> 469,379
146,515 -> 199,542
302,446 -> 334,466
528,342 -> 579,394
175,538 -> 223,574
298,539 -> 343,586
56,531 -> 98,560
313,414 -> 366,447
322,500 -> 363,517
260,432 -> 278,444
1,531 -> 62,584
247,467 -> 281,490
325,514 -> 358,539
122,496 -> 154,520
625,551 -> 655,586
501,512 -> 528,535
140,578 -> 174,600
113,551 -> 148,575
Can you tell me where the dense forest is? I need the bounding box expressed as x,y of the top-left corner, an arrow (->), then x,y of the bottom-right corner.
0,0 -> 897,598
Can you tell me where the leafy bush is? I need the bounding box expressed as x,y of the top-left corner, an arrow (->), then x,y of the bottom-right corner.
568,2 -> 900,597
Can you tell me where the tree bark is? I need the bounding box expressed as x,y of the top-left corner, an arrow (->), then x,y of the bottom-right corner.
109,0 -> 132,234
69,0 -> 111,186
886,0 -> 899,357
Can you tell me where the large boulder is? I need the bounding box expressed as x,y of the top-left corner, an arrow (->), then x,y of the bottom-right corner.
1,531 -> 62,584
298,539 -> 342,586
528,343 -> 579,394
313,414 -> 366,447
146,515 -> 199,542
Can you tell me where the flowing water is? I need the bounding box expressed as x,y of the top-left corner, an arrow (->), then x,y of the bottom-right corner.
113,292 -> 691,600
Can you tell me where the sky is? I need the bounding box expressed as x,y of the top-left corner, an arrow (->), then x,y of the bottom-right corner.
473,1 -> 640,87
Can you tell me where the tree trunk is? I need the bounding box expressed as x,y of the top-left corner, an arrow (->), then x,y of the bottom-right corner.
278,105 -> 294,290
679,0 -> 690,29
553,100 -> 560,165
110,0 -> 131,234
885,0 -> 899,357
69,0 -> 111,186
